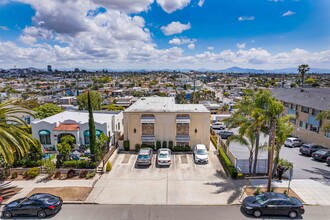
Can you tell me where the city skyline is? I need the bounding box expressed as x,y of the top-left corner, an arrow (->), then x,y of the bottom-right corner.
0,0 -> 329,69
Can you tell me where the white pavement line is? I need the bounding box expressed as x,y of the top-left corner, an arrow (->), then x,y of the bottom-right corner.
173,154 -> 176,170
192,155 -> 197,171
130,155 -> 136,171
152,155 -> 156,171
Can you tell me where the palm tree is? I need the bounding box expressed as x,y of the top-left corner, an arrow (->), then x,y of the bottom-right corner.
298,64 -> 310,88
272,115 -> 294,176
0,101 -> 37,164
227,128 -> 256,175
315,110 -> 330,132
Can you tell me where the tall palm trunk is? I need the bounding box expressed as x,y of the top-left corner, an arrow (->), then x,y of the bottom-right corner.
267,120 -> 276,192
272,146 -> 280,178
249,150 -> 253,176
267,120 -> 273,174
252,131 -> 260,175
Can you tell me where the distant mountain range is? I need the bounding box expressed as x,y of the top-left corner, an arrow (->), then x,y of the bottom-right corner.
1,66 -> 330,74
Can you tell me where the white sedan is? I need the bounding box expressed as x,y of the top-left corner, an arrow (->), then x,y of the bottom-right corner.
157,148 -> 172,167
193,144 -> 209,164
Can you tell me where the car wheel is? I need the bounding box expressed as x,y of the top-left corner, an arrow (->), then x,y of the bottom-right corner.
37,210 -> 47,218
253,210 -> 262,218
2,211 -> 12,219
288,211 -> 298,219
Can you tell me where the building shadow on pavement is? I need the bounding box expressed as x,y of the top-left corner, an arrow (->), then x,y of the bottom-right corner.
204,170 -> 249,204
302,167 -> 330,183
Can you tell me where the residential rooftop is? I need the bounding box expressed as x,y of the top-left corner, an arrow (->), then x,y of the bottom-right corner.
271,88 -> 330,111
32,110 -> 120,124
124,97 -> 210,113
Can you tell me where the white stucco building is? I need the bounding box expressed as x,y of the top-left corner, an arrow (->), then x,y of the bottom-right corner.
31,110 -> 123,152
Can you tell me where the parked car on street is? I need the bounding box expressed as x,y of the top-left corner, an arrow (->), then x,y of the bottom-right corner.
211,122 -> 226,130
241,192 -> 304,219
193,144 -> 209,164
326,157 -> 330,166
299,144 -> 325,156
157,148 -> 172,166
312,149 -> 330,162
136,148 -> 153,166
284,137 -> 303,148
218,130 -> 234,139
2,193 -> 63,219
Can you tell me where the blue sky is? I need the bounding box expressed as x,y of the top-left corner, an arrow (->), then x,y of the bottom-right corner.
0,0 -> 329,69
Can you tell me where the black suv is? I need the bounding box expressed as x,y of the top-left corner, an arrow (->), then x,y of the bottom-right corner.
299,144 -> 325,156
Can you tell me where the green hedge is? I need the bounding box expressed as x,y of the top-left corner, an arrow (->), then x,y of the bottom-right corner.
218,148 -> 238,178
62,160 -> 97,169
210,136 -> 217,148
23,167 -> 39,179
172,145 -> 191,152
123,140 -> 130,151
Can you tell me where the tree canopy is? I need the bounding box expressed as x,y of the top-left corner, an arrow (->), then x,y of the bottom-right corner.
77,90 -> 103,110
33,103 -> 64,119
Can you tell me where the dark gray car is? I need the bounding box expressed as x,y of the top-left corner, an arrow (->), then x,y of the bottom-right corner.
299,144 -> 325,156
136,148 -> 153,166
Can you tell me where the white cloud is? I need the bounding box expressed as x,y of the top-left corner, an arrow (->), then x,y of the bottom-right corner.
93,0 -> 154,13
169,37 -> 195,45
0,26 -> 9,31
161,21 -> 191,36
282,10 -> 296,17
156,0 -> 191,14
236,43 -> 246,49
198,0 -> 205,7
238,16 -> 255,21
187,43 -> 195,49
207,46 -> 214,50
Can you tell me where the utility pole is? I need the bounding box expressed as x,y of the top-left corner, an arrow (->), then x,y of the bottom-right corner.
193,73 -> 196,104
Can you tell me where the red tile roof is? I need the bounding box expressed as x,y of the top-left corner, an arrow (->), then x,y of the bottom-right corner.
53,123 -> 79,131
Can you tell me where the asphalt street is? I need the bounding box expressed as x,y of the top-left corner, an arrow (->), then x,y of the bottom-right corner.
4,204 -> 329,220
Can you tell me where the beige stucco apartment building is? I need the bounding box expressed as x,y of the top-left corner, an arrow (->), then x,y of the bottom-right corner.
271,88 -> 330,147
123,97 -> 210,150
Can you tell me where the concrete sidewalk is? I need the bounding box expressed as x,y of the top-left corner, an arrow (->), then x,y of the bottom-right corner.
247,178 -> 330,206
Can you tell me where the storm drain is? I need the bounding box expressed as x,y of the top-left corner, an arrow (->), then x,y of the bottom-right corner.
121,154 -> 131,164
181,155 -> 188,164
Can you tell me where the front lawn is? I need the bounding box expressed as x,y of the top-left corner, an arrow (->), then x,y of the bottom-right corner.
27,187 -> 92,201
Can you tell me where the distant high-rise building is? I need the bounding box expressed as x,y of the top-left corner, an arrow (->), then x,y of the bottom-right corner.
47,65 -> 52,72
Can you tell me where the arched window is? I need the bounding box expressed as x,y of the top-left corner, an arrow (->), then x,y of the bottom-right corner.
83,130 -> 103,145
39,130 -> 51,145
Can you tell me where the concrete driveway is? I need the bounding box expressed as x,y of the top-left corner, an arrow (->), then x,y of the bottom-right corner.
87,145 -> 245,205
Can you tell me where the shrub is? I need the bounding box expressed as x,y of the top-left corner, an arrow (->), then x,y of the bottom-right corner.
43,160 -> 56,177
86,171 -> 96,179
218,148 -> 238,178
123,140 -> 130,151
106,162 -> 112,172
11,172 -> 18,179
66,169 -> 75,178
24,167 -> 39,179
62,160 -> 97,169
162,141 -> 167,149
172,145 -> 191,152
283,190 -> 288,195
156,141 -> 161,150
79,170 -> 88,178
54,171 -> 61,179
254,187 -> 261,196
135,144 -> 140,152
169,141 -> 173,150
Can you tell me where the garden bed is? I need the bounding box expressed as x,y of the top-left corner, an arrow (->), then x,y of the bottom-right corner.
244,187 -> 304,202
27,187 -> 92,201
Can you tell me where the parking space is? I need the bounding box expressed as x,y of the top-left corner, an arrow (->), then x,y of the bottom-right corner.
90,147 -> 242,205
280,146 -> 330,179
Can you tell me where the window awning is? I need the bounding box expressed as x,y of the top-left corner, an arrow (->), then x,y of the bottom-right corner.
141,135 -> 155,141
140,117 -> 155,123
84,130 -> 103,137
176,135 -> 190,142
176,115 -> 190,123
39,130 -> 50,135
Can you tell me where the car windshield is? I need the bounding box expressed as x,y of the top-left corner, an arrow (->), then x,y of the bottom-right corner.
159,153 -> 169,158
196,149 -> 207,155
255,194 -> 268,205
138,155 -> 149,159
